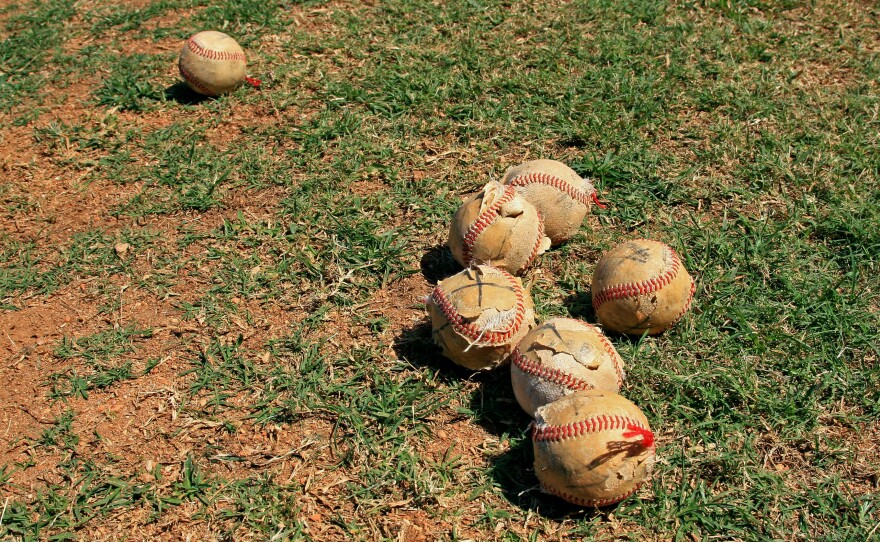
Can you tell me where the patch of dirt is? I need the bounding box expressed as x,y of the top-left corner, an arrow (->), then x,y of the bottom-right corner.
2,103 -> 153,248
0,281 -> 184,485
372,272 -> 430,331
104,36 -> 180,58
2,175 -> 144,247
348,178 -> 388,198
0,288 -> 100,469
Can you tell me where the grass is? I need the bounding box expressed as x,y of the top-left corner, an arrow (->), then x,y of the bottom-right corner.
0,0 -> 77,113
1,0 -> 879,540
48,325 -> 153,399
0,229 -> 158,308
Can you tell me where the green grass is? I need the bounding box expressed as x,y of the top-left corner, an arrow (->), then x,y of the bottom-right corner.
1,0 -> 879,539
92,54 -> 168,112
0,0 -> 77,113
48,325 -> 153,399
0,228 -> 158,308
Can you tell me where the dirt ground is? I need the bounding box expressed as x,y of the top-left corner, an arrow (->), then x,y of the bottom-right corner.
3,0 -> 879,540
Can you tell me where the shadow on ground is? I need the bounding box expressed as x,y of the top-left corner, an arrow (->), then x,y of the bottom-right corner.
391,320 -> 473,385
562,289 -> 597,322
467,367 -> 527,435
485,435 -> 612,520
420,244 -> 461,285
165,82 -> 211,105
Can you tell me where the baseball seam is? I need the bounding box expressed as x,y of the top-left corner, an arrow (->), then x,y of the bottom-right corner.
178,64 -> 218,97
541,480 -> 643,508
524,211 -> 547,270
594,323 -> 625,387
532,414 -> 651,443
673,275 -> 697,325
556,318 -> 625,388
591,241 -> 681,312
430,268 -> 526,345
461,185 -> 517,265
507,172 -> 595,207
186,38 -> 246,63
511,348 -> 594,392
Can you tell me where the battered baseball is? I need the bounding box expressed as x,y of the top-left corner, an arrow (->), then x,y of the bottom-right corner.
532,389 -> 655,507
448,181 -> 550,276
502,159 -> 600,245
591,239 -> 695,336
426,265 -> 536,371
511,318 -> 625,417
178,31 -> 247,96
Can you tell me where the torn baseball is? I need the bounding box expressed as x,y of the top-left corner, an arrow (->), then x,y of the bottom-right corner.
502,159 -> 599,245
511,318 -> 625,417
532,389 -> 655,507
426,265 -> 536,371
448,181 -> 550,276
591,239 -> 695,336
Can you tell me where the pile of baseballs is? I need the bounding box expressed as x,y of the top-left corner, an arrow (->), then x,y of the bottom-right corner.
171,29 -> 698,509
425,159 -> 696,508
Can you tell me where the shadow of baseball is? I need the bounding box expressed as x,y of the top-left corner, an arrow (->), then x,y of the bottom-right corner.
419,244 -> 461,285
587,439 -> 652,470
562,289 -> 598,322
390,320 -> 471,385
486,435 -> 609,519
164,82 -> 211,105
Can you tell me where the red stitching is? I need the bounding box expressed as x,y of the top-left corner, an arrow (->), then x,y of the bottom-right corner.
592,241 -> 681,312
532,414 -> 651,443
178,63 -> 217,97
513,318 -> 625,389
541,481 -> 643,507
622,425 -> 655,448
461,185 -> 517,265
555,318 -> 625,388
672,275 -> 697,325
594,324 -> 625,387
524,211 -> 546,269
430,268 -> 526,344
507,172 -> 595,207
187,37 -> 246,63
511,348 -> 594,392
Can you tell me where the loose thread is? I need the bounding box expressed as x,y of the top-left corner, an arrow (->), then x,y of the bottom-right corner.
591,192 -> 608,209
622,424 -> 654,449
245,76 -> 262,88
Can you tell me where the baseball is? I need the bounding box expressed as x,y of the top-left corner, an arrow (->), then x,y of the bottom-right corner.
178,31 -> 247,96
426,265 -> 536,371
448,181 -> 550,276
532,389 -> 655,507
591,239 -> 695,336
502,159 -> 600,246
511,318 -> 625,417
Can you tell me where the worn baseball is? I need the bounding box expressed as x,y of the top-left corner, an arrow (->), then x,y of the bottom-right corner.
426,265 -> 536,371
448,181 -> 551,276
511,318 -> 625,417
502,159 -> 600,246
532,389 -> 655,507
591,239 -> 695,336
178,31 -> 247,96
